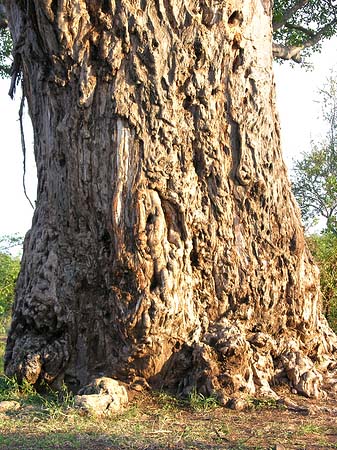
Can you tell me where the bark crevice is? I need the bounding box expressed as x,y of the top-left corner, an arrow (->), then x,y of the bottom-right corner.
4,0 -> 337,401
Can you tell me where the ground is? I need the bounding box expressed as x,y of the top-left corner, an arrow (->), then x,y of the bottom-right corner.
1,336 -> 337,449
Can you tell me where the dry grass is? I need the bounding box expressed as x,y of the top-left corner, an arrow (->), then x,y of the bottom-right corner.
1,338 -> 337,450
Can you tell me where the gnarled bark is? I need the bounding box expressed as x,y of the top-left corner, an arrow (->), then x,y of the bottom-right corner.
4,0 -> 337,401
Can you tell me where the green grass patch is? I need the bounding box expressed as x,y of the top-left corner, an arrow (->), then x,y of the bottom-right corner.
299,424 -> 325,435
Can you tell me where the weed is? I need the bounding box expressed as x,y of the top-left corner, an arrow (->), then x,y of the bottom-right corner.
318,439 -> 337,448
115,404 -> 139,420
249,397 -> 278,409
0,337 -> 5,374
154,390 -> 184,410
0,375 -> 21,399
213,423 -> 231,442
0,374 -> 75,420
299,424 -> 324,434
188,388 -> 219,411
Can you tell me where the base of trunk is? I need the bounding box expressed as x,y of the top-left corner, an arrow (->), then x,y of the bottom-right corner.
4,0 -> 337,405
151,317 -> 337,401
5,312 -> 337,401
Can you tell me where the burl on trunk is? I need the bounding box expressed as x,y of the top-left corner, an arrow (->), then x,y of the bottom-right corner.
4,0 -> 337,401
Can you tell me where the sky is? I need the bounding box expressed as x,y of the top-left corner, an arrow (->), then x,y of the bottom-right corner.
274,38 -> 337,167
0,37 -> 336,237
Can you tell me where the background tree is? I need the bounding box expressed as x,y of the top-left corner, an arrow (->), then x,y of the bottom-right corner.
0,28 -> 11,78
2,0 -> 337,404
0,234 -> 22,334
292,72 -> 337,233
0,3 -> 11,78
307,232 -> 337,332
291,71 -> 337,334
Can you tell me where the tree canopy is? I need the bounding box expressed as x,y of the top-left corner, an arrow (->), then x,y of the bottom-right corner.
273,0 -> 337,63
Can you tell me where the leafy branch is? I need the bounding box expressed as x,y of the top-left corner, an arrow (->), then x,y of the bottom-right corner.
273,0 -> 337,63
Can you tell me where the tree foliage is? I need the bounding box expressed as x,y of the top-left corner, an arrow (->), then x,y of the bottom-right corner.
307,232 -> 337,332
0,28 -> 11,78
0,1 -> 11,78
292,147 -> 337,231
292,72 -> 337,233
0,234 -> 22,334
273,0 -> 337,63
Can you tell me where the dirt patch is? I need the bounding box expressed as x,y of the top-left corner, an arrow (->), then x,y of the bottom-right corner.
0,386 -> 336,450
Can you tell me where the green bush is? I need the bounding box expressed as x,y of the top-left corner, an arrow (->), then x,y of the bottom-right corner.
0,252 -> 20,334
307,232 -> 337,332
0,234 -> 22,334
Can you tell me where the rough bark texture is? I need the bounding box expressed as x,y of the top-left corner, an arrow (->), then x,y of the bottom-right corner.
4,0 -> 337,401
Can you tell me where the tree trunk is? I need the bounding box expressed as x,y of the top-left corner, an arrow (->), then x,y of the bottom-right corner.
4,0 -> 337,400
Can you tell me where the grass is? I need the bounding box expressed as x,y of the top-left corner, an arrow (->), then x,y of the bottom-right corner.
188,389 -> 219,412
0,335 -> 5,374
1,339 -> 337,449
298,424 -> 325,435
248,397 -> 279,410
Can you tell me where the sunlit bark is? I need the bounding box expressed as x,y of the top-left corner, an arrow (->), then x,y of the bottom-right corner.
4,0 -> 337,401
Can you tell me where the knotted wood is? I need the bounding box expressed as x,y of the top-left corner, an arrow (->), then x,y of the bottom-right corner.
4,0 -> 337,400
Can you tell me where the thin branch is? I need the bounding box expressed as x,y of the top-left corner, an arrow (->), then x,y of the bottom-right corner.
300,19 -> 337,50
273,0 -> 310,31
8,34 -> 25,98
19,94 -> 35,210
284,22 -> 315,37
8,53 -> 21,98
273,17 -> 337,62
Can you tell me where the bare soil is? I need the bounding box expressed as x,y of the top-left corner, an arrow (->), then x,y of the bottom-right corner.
0,385 -> 337,450
1,335 -> 337,449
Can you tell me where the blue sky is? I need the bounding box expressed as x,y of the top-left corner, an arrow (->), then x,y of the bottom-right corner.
0,37 -> 336,235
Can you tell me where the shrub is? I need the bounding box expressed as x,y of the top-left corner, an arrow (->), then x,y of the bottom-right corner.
0,234 -> 22,334
307,232 -> 337,332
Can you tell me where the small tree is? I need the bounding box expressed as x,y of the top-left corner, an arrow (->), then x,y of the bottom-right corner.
292,147 -> 337,232
292,72 -> 337,233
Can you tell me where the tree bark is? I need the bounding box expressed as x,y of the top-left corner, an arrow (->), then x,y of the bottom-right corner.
4,0 -> 337,400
